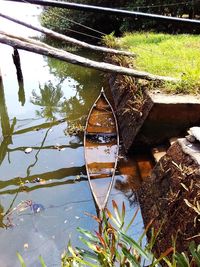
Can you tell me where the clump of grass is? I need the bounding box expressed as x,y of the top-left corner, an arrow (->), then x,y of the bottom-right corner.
61,201 -> 200,267
107,32 -> 200,94
102,32 -> 121,49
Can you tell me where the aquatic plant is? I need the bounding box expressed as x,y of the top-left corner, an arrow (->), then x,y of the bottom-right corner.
61,201 -> 170,267
61,201 -> 200,267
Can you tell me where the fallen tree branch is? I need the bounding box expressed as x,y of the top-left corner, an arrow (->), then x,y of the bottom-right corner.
0,12 -> 135,57
0,32 -> 179,82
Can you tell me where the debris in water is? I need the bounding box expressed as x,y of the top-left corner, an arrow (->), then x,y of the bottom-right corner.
65,124 -> 85,136
65,207 -> 72,212
39,179 -> 46,184
54,144 -> 65,151
31,203 -> 45,214
74,175 -> 81,181
32,177 -> 46,184
5,200 -> 33,227
33,177 -> 41,183
24,243 -> 29,249
24,147 -> 33,154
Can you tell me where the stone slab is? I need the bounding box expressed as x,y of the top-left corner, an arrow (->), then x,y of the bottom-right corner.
178,138 -> 200,165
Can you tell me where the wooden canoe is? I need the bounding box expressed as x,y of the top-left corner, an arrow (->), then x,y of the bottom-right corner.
84,88 -> 119,211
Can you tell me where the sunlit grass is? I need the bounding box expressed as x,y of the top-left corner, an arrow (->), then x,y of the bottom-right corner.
118,32 -> 200,94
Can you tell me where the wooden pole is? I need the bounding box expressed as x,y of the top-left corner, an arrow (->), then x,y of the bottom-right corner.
12,48 -> 24,84
0,12 -> 135,57
6,0 -> 200,27
0,32 -> 178,82
12,48 -> 25,106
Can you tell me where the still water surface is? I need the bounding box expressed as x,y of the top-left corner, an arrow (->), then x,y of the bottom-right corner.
0,3 -> 151,266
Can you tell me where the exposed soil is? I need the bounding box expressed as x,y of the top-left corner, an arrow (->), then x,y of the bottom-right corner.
138,141 -> 200,255
108,77 -> 153,152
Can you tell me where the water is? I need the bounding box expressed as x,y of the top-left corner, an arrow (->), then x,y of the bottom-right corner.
0,3 -> 152,266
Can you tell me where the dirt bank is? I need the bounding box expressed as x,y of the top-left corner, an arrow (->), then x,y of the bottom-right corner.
138,138 -> 200,255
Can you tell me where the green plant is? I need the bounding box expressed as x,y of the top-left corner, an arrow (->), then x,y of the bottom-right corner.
17,253 -> 47,267
61,201 -> 173,267
102,32 -> 120,49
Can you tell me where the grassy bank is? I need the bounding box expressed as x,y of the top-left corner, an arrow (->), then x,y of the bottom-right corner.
114,32 -> 200,94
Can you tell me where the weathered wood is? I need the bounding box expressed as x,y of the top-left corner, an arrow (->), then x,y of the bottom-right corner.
0,31 -> 178,82
0,12 -> 135,57
12,48 -> 23,83
12,48 -> 25,106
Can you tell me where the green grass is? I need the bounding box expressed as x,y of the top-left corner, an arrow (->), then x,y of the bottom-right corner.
117,32 -> 200,94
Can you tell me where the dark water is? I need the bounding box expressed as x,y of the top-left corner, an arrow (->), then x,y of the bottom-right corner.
0,3 -> 153,266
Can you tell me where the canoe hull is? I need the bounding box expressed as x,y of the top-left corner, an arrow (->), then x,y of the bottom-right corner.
84,89 -> 119,211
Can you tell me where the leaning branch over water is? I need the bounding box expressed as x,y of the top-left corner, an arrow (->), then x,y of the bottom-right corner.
0,31 -> 178,82
0,12 -> 135,57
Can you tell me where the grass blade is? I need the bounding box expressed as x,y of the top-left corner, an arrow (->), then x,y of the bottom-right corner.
16,253 -> 26,267
138,219 -> 153,245
120,232 -> 149,260
189,241 -> 200,266
125,207 -> 139,233
76,248 -> 98,262
122,247 -> 140,267
77,227 -> 99,242
112,200 -> 122,224
39,256 -> 47,267
151,247 -> 174,267
174,252 -> 189,267
105,207 -> 121,228
122,202 -> 126,223
79,236 -> 99,252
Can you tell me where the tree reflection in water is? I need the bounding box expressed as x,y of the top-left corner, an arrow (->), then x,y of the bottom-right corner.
0,204 -> 6,228
0,77 -> 16,166
46,55 -> 104,123
30,81 -> 64,121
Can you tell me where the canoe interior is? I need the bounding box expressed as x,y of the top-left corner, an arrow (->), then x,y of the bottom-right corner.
84,91 -> 119,210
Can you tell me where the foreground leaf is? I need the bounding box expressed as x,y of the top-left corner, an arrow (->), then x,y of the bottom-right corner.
77,227 -> 99,242
120,232 -> 149,260
189,241 -> 200,266
16,253 -> 26,267
174,252 -> 189,267
77,248 -> 98,262
122,247 -> 141,267
39,256 -> 47,267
